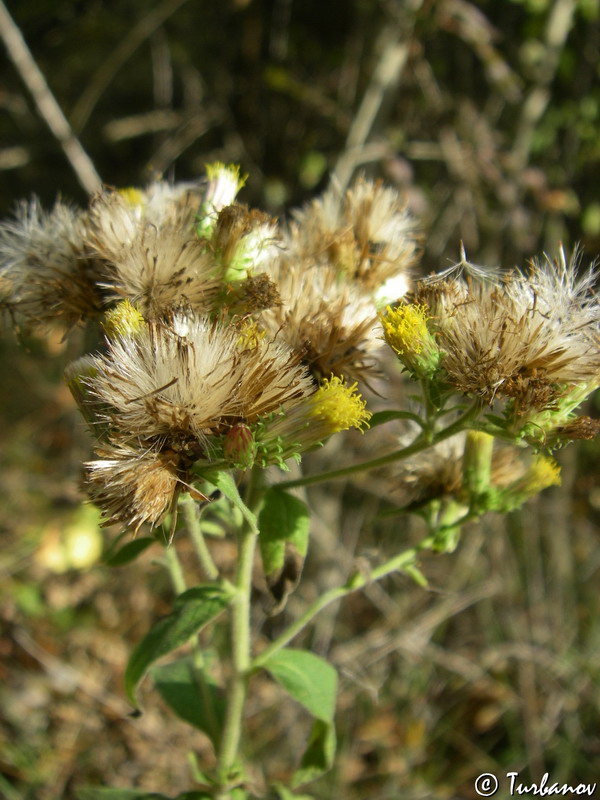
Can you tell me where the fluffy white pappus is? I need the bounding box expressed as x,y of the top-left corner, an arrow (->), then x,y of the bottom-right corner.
85,442 -> 181,532
236,220 -> 280,272
0,198 -> 101,330
261,258 -> 383,383
518,246 -> 600,327
86,313 -> 313,444
416,250 -> 600,409
344,176 -> 418,257
99,222 -> 221,314
286,176 -> 420,291
87,185 -> 201,265
143,181 -> 203,220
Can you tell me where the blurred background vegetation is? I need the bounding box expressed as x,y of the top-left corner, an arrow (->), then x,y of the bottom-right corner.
0,0 -> 599,798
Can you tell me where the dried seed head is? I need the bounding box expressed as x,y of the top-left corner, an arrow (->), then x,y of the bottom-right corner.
87,191 -> 221,315
84,311 -> 313,449
286,176 -> 419,294
85,443 -> 182,533
393,428 -> 560,509
414,249 -> 600,413
0,199 -> 102,331
261,260 -> 382,383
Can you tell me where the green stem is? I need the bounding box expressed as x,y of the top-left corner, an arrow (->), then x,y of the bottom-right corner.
163,523 -> 222,752
181,493 -> 219,581
253,536 -> 433,669
462,430 -> 494,497
277,401 -> 481,490
216,468 -> 264,793
164,544 -> 187,595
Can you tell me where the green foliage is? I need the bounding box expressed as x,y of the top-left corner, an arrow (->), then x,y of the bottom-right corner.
258,489 -> 310,602
205,472 -> 259,534
77,791 -> 213,800
124,585 -> 231,708
76,790 -> 171,800
291,720 -> 337,789
151,656 -> 224,743
103,536 -> 155,566
261,649 -> 337,723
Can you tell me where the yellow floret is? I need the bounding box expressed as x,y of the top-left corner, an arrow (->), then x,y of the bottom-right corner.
118,187 -> 145,207
205,162 -> 247,193
102,300 -> 146,339
525,456 -> 561,493
380,303 -> 430,355
236,318 -> 266,350
310,376 -> 371,432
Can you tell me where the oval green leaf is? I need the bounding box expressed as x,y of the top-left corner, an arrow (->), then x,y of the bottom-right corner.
103,537 -> 155,567
125,584 -> 231,708
261,648 -> 337,722
151,656 -> 224,743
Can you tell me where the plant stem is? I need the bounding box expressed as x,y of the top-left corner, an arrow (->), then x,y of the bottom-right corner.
162,531 -> 223,748
164,543 -> 187,595
253,537 -> 433,669
216,469 -> 263,793
277,401 -> 481,490
181,493 -> 220,581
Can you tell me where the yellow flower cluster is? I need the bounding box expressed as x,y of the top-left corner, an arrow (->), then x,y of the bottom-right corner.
380,303 -> 430,355
310,376 -> 371,433
380,304 -> 440,378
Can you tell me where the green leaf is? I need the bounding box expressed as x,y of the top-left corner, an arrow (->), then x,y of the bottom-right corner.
206,471 -> 258,533
262,648 -> 337,722
291,720 -> 336,788
103,537 -> 154,566
76,790 -> 169,800
258,489 -> 310,604
151,656 -> 224,743
272,783 -> 315,800
368,410 -> 425,428
125,585 -> 231,708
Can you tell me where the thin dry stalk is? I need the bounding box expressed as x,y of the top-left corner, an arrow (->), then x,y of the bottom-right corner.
0,0 -> 102,195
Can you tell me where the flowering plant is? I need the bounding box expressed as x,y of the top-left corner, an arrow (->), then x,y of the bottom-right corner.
1,165 -> 597,799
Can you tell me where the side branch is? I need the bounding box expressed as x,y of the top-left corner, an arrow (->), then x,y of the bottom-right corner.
0,0 -> 102,195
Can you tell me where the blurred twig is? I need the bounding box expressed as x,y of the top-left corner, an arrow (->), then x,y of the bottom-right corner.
330,25 -> 411,194
510,0 -> 577,173
0,0 -> 102,195
70,0 -> 191,134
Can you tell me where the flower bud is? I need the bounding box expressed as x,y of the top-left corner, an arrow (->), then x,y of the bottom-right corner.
380,303 -> 441,379
223,423 -> 257,469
